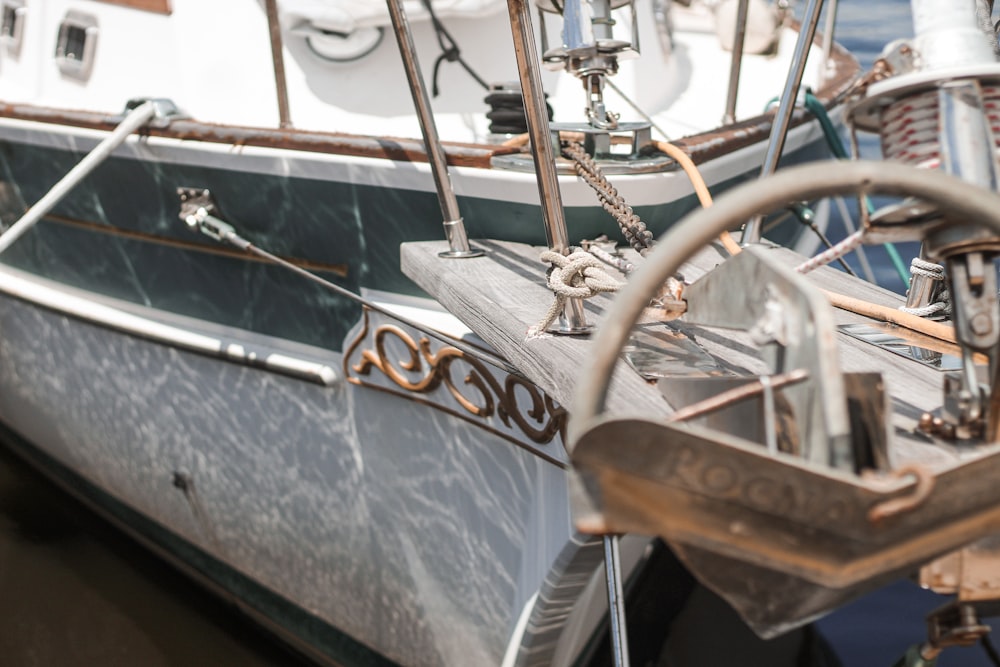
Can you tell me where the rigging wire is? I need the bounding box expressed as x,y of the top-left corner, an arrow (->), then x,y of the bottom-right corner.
788,204 -> 860,277
184,208 -> 524,378
767,91 -> 912,285
983,634 -> 1000,667
419,0 -> 489,97
605,78 -> 673,142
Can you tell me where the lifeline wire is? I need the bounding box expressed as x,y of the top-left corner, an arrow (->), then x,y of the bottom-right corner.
185,208 -> 523,378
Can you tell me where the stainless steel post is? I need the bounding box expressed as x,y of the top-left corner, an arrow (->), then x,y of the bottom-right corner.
264,0 -> 292,128
723,0 -> 750,125
506,0 -> 591,333
386,0 -> 483,259
603,535 -> 631,667
820,0 -> 840,85
0,100 -> 157,256
741,0 -> 826,244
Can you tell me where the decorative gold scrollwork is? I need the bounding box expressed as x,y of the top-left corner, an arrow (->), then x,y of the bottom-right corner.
344,308 -> 566,447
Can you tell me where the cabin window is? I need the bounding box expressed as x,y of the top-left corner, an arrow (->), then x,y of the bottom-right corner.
0,1 -> 25,56
55,11 -> 98,80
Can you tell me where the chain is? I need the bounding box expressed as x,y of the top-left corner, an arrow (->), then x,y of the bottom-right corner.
562,141 -> 654,255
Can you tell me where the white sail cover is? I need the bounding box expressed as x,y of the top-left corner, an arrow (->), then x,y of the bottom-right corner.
280,0 -> 505,34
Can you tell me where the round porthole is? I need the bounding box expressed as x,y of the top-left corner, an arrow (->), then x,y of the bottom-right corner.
305,26 -> 384,63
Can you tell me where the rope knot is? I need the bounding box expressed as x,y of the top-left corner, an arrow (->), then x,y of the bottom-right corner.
531,249 -> 625,336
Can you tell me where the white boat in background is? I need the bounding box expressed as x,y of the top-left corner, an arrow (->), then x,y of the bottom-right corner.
0,1 -> 869,666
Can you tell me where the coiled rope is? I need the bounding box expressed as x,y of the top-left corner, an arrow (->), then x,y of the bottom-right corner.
899,258 -> 951,320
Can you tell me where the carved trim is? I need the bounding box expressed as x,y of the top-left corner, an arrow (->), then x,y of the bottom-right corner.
344,308 -> 567,457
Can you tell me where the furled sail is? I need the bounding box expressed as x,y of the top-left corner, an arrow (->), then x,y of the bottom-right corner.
279,0 -> 505,34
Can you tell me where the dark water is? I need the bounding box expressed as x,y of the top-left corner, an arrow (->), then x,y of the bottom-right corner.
0,3 -> 995,667
0,446 -> 313,667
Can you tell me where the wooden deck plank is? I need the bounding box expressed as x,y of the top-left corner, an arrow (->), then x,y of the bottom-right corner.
401,239 -> 672,420
402,237 -> 968,465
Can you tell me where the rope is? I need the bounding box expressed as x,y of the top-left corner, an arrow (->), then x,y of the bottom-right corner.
562,141 -> 654,254
585,241 -> 637,275
552,139 -> 714,327
504,134 -> 736,254
795,229 -> 865,274
909,257 -> 945,280
419,0 -> 488,97
899,257 -> 951,320
779,91 -> 911,284
651,140 -> 744,256
533,249 -> 625,335
788,204 -> 859,277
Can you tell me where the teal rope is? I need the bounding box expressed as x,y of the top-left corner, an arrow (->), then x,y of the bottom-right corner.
881,240 -> 911,284
802,93 -> 847,159
765,92 -> 912,284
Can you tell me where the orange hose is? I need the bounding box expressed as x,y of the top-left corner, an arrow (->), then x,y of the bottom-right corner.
501,133 -> 529,148
647,145 -> 957,342
653,140 -> 743,256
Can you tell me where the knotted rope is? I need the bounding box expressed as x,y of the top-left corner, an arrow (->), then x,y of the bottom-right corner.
532,249 -> 625,335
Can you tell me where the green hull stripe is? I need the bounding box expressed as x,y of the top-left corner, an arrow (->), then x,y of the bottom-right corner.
0,139 -> 822,351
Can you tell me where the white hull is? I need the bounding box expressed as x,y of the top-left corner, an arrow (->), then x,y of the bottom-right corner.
0,264 -> 602,665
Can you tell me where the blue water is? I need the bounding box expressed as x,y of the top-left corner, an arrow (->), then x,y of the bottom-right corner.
815,3 -> 995,666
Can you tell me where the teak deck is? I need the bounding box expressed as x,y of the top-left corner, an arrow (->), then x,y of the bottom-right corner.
401,238 -> 978,470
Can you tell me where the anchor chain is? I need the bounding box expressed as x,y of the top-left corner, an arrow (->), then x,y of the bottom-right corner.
562,141 -> 655,255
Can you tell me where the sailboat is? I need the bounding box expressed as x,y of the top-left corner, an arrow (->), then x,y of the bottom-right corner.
4,0 -> 971,665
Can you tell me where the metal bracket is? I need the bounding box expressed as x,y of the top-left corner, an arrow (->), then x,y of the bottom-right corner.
177,187 -> 244,247
682,244 -> 855,469
118,97 -> 188,129
177,187 -> 217,224
491,120 -> 674,175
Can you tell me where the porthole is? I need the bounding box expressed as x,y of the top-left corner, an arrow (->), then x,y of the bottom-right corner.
0,0 -> 25,57
55,10 -> 98,80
